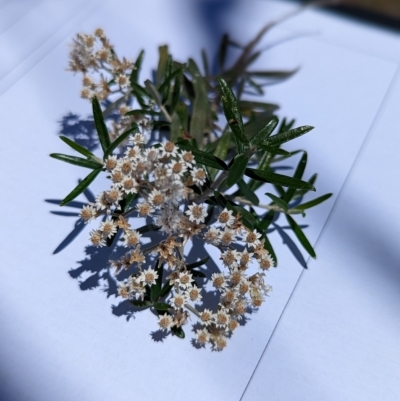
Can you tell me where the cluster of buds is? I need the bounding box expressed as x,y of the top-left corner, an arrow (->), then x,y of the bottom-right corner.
68,28 -> 134,103
79,131 -> 274,350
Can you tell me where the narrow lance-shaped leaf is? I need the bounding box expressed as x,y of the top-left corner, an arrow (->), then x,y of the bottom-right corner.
59,136 -> 95,158
247,68 -> 298,80
209,131 -> 231,180
295,193 -> 333,211
283,151 -> 307,202
264,125 -> 313,147
201,48 -> 209,76
218,77 -> 249,154
92,96 -> 111,153
245,168 -> 315,191
186,256 -> 210,270
258,145 -> 292,156
238,179 -> 259,205
171,326 -> 185,339
103,126 -> 139,159
156,45 -> 169,85
50,153 -> 103,169
188,59 -> 210,148
176,140 -> 228,170
130,49 -> 144,84
60,168 -> 102,206
265,192 -> 288,212
294,173 -> 318,199
225,154 -> 249,188
285,214 -> 316,259
150,259 -> 163,302
262,234 -> 277,267
250,116 -> 279,147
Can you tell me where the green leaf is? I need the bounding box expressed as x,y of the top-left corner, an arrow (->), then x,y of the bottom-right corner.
283,151 -> 307,203
209,131 -> 231,180
158,66 -> 185,96
59,136 -> 94,158
201,48 -> 209,76
144,79 -> 163,106
225,154 -> 249,188
60,168 -> 102,206
245,168 -> 315,191
238,179 -> 259,205
123,192 -> 137,213
285,214 -> 316,259
227,202 -> 256,229
191,270 -> 206,278
170,73 -> 183,114
250,116 -> 279,147
103,126 -> 139,159
244,113 -> 277,140
247,68 -> 298,80
153,302 -> 170,312
150,259 -> 164,302
130,50 -> 144,84
136,224 -> 160,234
265,125 -> 313,147
187,256 -> 210,270
92,97 -> 111,153
171,326 -> 185,339
50,153 -> 102,169
156,45 -> 169,85
188,59 -> 211,147
261,234 -> 277,267
295,193 -> 333,210
176,140 -> 228,170
257,145 -> 292,156
129,299 -> 151,308
160,283 -> 173,298
294,173 -> 318,199
218,77 -> 249,153
126,109 -> 163,117
258,209 -> 275,231
265,192 -> 288,212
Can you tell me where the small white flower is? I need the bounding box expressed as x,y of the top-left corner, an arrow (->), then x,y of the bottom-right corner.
211,273 -> 227,291
199,309 -> 213,326
169,293 -> 186,309
190,167 -> 207,185
99,219 -> 118,238
115,74 -> 129,88
178,272 -> 194,289
158,314 -> 174,331
217,208 -> 235,227
166,160 -> 187,180
203,227 -> 221,245
219,227 -> 236,246
185,204 -> 207,224
244,229 -> 262,247
195,328 -> 210,345
104,155 -> 118,171
89,229 -> 106,247
121,230 -> 142,248
139,267 -> 159,286
214,309 -> 230,328
80,204 -> 97,223
185,287 -> 202,302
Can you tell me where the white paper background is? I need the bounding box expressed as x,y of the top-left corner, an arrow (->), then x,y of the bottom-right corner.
0,1 -> 399,400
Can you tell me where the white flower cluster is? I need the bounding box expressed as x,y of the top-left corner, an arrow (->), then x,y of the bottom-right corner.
68,28 -> 134,102
79,133 -> 274,350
